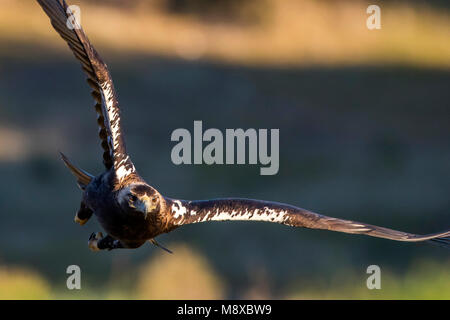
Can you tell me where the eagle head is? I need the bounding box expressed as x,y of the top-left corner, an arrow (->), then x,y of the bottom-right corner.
117,183 -> 161,218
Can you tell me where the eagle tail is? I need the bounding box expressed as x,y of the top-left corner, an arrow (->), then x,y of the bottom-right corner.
59,152 -> 94,190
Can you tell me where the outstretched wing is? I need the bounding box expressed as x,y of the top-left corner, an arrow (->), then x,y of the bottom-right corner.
37,0 -> 136,183
166,198 -> 450,247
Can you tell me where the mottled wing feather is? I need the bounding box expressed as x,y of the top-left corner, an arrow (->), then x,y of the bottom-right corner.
37,0 -> 135,182
167,198 -> 450,247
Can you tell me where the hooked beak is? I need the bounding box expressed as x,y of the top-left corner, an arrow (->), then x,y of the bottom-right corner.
136,195 -> 158,219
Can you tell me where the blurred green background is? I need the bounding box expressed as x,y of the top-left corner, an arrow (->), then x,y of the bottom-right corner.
0,0 -> 449,299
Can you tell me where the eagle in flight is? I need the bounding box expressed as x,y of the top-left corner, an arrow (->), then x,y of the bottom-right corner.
37,0 -> 450,252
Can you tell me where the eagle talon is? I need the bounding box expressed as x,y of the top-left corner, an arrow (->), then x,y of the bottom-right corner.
74,202 -> 93,226
74,214 -> 89,226
88,232 -> 103,251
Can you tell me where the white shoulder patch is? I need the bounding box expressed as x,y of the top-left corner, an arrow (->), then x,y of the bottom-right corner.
171,203 -> 290,226
101,81 -> 120,150
171,200 -> 188,219
207,206 -> 289,224
100,81 -> 136,181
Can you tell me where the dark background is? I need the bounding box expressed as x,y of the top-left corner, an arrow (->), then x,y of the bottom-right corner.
0,0 -> 448,299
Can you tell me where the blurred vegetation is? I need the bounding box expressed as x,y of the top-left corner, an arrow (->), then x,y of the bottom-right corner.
1,0 -> 449,67
0,267 -> 51,300
137,244 -> 225,299
1,252 -> 449,299
0,0 -> 449,300
286,260 -> 450,299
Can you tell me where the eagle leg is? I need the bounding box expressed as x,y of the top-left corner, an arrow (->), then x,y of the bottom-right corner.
74,201 -> 93,226
88,232 -> 124,251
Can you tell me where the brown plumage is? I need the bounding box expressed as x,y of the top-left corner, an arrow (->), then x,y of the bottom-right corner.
37,0 -> 450,252
37,0 -> 129,173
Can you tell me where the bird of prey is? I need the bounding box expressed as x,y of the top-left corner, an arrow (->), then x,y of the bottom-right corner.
37,0 -> 450,252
